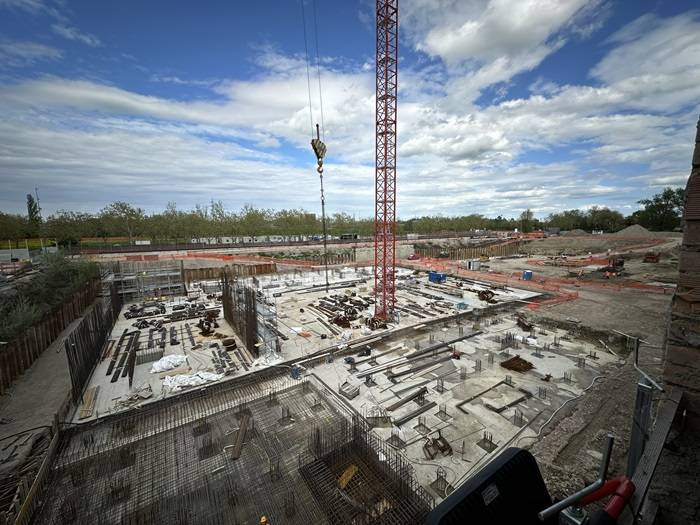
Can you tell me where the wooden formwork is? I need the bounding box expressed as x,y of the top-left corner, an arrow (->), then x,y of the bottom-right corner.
182,262 -> 277,285
414,240 -> 521,260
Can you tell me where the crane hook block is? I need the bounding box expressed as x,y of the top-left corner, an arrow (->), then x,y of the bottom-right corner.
311,137 -> 326,162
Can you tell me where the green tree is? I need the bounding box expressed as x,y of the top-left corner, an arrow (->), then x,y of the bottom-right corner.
42,211 -> 93,246
210,199 -> 228,241
0,212 -> 27,247
631,187 -> 685,231
100,201 -> 145,244
519,209 -> 534,233
587,206 -> 625,232
546,209 -> 585,231
26,194 -> 41,237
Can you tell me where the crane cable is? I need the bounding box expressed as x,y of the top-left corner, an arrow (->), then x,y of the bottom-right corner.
312,0 -> 325,140
300,0 -> 315,136
302,0 -> 330,292
301,0 -> 326,139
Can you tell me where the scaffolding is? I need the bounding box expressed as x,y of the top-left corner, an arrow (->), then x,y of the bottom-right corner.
221,273 -> 260,357
109,261 -> 184,302
30,374 -> 431,524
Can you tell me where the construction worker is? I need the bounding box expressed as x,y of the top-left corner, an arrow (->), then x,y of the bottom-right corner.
260,516 -> 269,525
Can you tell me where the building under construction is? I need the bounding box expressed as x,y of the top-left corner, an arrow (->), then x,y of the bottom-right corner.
0,0 -> 698,518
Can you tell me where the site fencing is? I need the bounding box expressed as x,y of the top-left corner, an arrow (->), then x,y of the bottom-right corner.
0,279 -> 100,395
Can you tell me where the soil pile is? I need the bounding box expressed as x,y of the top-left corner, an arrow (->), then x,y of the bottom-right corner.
613,224 -> 654,237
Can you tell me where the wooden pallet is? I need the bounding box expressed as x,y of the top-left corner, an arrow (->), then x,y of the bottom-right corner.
78,386 -> 100,419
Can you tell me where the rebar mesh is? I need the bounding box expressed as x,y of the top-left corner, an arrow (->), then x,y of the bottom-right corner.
299,416 -> 433,524
31,376 -> 431,524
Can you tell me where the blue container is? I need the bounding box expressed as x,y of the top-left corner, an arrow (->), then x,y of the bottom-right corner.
522,270 -> 533,281
428,271 -> 447,284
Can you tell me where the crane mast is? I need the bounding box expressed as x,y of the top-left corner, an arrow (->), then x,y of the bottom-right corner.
374,0 -> 398,321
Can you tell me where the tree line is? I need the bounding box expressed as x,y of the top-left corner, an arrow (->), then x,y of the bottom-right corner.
0,188 -> 685,247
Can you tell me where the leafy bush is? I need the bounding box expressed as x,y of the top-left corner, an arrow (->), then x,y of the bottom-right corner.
0,254 -> 99,342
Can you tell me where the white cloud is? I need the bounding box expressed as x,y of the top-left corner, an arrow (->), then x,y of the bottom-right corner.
149,74 -> 217,88
0,49 -> 376,161
415,0 -> 588,65
52,23 -> 101,47
402,0 -> 607,105
0,40 -> 62,67
0,10 -> 698,218
0,0 -> 65,21
0,0 -> 44,13
591,12 -> 700,112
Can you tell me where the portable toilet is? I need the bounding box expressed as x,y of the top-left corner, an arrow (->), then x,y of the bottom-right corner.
522,270 -> 533,281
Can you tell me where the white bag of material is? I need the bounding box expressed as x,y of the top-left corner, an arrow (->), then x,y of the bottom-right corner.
163,372 -> 224,391
149,354 -> 188,373
340,330 -> 353,342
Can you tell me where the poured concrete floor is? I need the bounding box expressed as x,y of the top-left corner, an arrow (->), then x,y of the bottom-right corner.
77,266 -> 540,421
309,313 -> 620,502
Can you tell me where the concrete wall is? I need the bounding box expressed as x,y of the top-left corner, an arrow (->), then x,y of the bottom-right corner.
664,116 -> 700,428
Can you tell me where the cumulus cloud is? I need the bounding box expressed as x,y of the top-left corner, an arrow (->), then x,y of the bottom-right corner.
402,0 -> 607,105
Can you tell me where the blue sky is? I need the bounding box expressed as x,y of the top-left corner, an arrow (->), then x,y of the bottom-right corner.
0,0 -> 699,219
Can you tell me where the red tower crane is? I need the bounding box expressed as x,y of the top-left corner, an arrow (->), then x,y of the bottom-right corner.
374,0 -> 398,320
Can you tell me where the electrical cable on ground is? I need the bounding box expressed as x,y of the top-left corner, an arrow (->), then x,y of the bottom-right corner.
517,374 -> 606,447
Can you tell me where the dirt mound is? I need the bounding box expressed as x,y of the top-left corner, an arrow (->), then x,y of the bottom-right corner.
562,229 -> 589,236
613,224 -> 654,237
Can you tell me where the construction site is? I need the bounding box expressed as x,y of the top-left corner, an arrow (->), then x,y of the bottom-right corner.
1,2 -> 699,525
